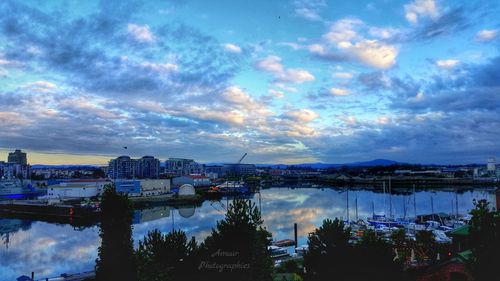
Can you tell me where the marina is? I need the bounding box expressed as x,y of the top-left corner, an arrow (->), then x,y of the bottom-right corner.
0,186 -> 496,280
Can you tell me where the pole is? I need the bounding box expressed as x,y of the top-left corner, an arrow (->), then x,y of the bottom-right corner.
431,196 -> 434,221
294,223 -> 298,247
355,195 -> 358,221
389,177 -> 392,219
413,184 -> 417,219
455,191 -> 459,219
346,188 -> 349,222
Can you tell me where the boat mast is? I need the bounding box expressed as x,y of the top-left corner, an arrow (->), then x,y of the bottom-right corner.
389,176 -> 392,219
413,184 -> 417,219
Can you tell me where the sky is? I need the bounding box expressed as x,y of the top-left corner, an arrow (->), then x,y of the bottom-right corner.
0,0 -> 499,165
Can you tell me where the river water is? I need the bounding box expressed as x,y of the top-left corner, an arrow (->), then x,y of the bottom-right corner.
0,187 -> 496,280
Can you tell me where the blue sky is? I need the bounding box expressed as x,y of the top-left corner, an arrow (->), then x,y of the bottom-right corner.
0,0 -> 499,165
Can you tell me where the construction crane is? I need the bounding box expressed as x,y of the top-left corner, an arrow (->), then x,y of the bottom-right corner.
237,153 -> 247,164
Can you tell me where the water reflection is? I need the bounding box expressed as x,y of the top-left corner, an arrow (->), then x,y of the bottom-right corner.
0,187 -> 495,280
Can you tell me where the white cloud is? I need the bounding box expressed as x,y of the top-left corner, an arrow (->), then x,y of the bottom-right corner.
223,43 -> 242,53
332,72 -> 353,79
140,62 -> 178,73
311,18 -> 399,69
330,87 -> 351,96
268,89 -> 285,99
280,69 -> 315,84
22,81 -> 57,93
293,0 -> 326,22
348,40 -> 398,69
284,109 -> 319,123
436,59 -> 459,69
256,56 -> 284,74
323,18 -> 363,44
369,27 -> 401,39
307,44 -> 327,55
340,115 -> 357,125
127,24 -> 155,43
475,29 -> 498,42
404,0 -> 439,24
256,56 -> 315,84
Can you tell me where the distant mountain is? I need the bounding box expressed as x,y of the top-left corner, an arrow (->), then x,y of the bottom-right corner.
31,164 -> 100,169
255,159 -> 404,169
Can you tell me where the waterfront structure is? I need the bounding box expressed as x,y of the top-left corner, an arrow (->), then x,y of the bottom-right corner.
222,163 -> 256,176
165,158 -> 204,176
114,180 -> 141,196
204,165 -> 224,178
135,156 -> 160,179
487,157 -> 496,172
114,179 -> 171,196
108,155 -> 161,179
108,156 -> 135,179
178,184 -> 195,196
172,175 -> 211,187
8,149 -> 27,165
139,179 -> 170,195
46,179 -> 110,199
1,149 -> 31,179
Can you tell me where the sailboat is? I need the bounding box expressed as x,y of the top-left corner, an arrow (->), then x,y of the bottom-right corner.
367,180 -> 399,227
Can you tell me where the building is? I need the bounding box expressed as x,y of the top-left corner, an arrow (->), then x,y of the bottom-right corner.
108,156 -> 136,179
108,155 -> 161,179
114,179 -> 171,196
46,179 -> 110,199
172,175 -> 211,187
223,163 -> 256,176
165,158 -> 204,176
8,149 -> 27,165
139,179 -> 170,195
487,157 -> 496,172
135,156 -> 160,179
114,180 -> 141,196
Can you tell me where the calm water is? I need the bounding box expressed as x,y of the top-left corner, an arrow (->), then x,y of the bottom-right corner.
0,187 -> 496,280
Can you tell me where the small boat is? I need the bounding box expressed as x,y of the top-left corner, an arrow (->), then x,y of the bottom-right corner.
367,215 -> 399,227
273,239 -> 296,247
268,245 -> 289,259
295,245 -> 308,256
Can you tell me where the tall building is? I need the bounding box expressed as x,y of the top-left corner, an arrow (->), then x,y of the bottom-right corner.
8,149 -> 27,165
136,156 -> 160,179
108,156 -> 136,179
108,155 -> 161,179
487,157 -> 496,172
165,158 -> 203,176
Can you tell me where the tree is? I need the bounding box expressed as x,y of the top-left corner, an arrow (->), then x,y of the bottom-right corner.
95,185 -> 137,281
416,230 -> 436,261
469,199 -> 499,281
353,230 -> 406,281
200,199 -> 273,281
303,218 -> 352,281
136,229 -> 199,281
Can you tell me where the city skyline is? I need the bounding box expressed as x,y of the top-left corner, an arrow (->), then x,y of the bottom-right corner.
1,0 -> 499,165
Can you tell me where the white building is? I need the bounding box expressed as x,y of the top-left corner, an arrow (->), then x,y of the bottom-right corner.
47,180 -> 110,199
487,157 -> 496,172
139,179 -> 171,196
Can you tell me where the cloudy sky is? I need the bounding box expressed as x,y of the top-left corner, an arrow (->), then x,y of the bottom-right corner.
0,0 -> 499,165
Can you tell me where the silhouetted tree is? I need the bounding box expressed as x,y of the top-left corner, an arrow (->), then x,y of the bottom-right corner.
303,218 -> 352,281
200,199 -> 273,281
353,230 -> 406,281
95,185 -> 137,281
136,229 -> 198,281
469,199 -> 499,281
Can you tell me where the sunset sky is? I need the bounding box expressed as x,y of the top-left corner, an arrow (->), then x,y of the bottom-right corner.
0,0 -> 499,165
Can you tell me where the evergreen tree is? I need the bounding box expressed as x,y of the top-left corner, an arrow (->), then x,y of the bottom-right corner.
469,199 -> 499,281
200,199 -> 273,281
95,185 -> 137,281
136,229 -> 198,281
303,218 -> 352,281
